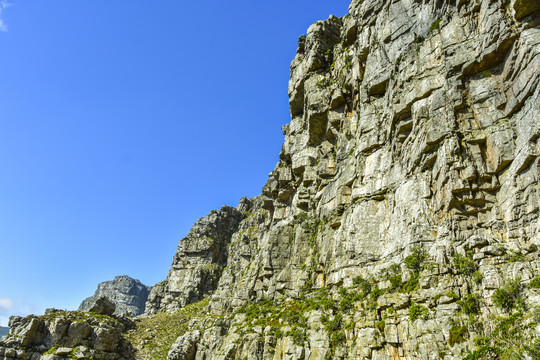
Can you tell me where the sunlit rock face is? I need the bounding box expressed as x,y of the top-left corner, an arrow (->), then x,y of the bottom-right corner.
159,0 -> 540,358
2,0 -> 540,359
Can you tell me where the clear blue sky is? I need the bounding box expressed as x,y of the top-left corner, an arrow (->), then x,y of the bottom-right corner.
0,0 -> 350,325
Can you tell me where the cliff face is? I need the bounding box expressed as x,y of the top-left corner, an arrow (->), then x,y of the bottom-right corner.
79,275 -> 152,317
2,0 -> 540,359
154,0 -> 540,358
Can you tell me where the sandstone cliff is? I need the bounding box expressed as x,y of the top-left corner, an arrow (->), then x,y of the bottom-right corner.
2,0 -> 540,359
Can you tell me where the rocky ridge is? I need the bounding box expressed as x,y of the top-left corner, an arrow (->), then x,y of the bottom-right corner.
79,276 -> 152,317
2,0 -> 540,359
0,306 -> 134,360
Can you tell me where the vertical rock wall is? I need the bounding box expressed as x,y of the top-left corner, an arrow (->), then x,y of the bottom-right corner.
162,0 -> 540,358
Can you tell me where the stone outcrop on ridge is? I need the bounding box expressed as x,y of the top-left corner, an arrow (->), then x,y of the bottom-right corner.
0,310 -> 134,360
79,275 -> 151,317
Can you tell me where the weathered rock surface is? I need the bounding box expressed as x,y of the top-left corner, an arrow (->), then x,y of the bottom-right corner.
0,310 -> 134,360
4,0 -> 540,359
145,0 -> 540,358
145,205 -> 245,314
79,275 -> 151,317
88,296 -> 116,316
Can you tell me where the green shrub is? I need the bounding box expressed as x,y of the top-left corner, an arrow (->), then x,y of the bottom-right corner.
492,278 -> 522,312
453,251 -> 479,276
287,327 -> 306,345
269,326 -> 284,339
302,279 -> 313,293
404,246 -> 427,273
529,276 -> 540,289
409,302 -> 428,321
281,308 -> 307,328
428,19 -> 442,33
505,250 -> 525,263
353,276 -> 372,296
532,307 -> 540,322
385,263 -> 403,291
370,284 -> 384,299
376,320 -> 385,333
459,294 -> 480,315
402,276 -> 419,293
526,338 -> 540,358
329,330 -> 346,349
44,346 -> 59,355
338,287 -> 357,312
464,312 -> 536,359
389,274 -> 402,291
473,270 -> 483,284
326,313 -> 342,332
296,212 -> 308,221
448,325 -> 468,346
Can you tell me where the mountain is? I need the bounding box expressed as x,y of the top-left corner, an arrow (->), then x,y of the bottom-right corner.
2,0 -> 540,359
0,327 -> 8,339
79,275 -> 151,316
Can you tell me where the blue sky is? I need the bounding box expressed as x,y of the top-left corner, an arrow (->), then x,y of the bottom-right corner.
0,0 -> 351,325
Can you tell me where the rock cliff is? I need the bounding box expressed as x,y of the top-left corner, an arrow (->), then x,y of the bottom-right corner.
79,276 -> 152,317
148,0 -> 540,358
2,0 -> 540,359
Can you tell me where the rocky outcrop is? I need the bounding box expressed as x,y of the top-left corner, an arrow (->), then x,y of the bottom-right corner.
79,275 -> 151,316
0,310 -> 134,360
88,296 -> 116,316
145,205 -> 245,314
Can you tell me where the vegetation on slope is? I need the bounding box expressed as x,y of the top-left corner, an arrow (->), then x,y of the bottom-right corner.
125,298 -> 211,360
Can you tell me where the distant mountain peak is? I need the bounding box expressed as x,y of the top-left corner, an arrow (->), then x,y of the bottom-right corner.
78,275 -> 151,316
